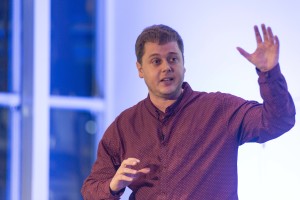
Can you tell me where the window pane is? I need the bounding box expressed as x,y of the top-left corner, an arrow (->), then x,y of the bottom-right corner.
50,0 -> 101,97
49,109 -> 98,200
0,0 -> 10,92
0,107 -> 9,199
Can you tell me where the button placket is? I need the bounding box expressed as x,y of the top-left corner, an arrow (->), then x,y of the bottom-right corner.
160,121 -> 169,196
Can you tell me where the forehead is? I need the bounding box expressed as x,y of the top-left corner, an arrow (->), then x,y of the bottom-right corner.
143,41 -> 181,57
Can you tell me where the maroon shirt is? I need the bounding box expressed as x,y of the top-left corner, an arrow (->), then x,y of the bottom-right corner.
81,64 -> 295,200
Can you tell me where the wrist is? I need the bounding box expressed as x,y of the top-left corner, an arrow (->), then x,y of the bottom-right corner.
109,186 -> 125,196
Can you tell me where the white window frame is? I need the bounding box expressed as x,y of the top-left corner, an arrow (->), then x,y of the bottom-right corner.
0,0 -> 109,199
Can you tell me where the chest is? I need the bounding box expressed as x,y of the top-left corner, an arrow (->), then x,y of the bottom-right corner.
119,106 -> 236,165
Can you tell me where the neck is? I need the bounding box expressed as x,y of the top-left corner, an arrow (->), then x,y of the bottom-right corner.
150,89 -> 183,113
151,98 -> 176,113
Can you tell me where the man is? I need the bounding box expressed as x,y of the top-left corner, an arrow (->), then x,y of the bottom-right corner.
81,24 -> 295,199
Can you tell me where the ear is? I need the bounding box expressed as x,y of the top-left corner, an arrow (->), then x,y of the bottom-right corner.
136,62 -> 144,78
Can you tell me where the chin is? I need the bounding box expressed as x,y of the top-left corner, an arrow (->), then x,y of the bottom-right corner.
163,91 -> 180,99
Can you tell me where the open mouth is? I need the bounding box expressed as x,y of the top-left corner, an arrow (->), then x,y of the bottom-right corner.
161,77 -> 174,82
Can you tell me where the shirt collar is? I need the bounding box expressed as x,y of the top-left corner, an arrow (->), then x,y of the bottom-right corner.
144,82 -> 193,118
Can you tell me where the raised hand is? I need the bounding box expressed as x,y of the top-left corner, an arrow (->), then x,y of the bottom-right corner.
109,158 -> 150,194
237,24 -> 279,72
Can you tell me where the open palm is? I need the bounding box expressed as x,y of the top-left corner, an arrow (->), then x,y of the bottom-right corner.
237,24 -> 279,72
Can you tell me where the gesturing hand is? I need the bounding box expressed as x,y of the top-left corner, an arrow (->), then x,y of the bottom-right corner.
237,24 -> 279,72
109,158 -> 150,194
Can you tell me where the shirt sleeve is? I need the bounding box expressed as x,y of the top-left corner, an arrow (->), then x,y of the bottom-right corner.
81,121 -> 124,200
228,63 -> 296,144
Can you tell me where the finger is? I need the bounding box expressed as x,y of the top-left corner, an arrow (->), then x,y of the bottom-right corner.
122,158 -> 140,168
122,167 -> 151,180
274,35 -> 280,48
254,25 -> 262,44
261,24 -> 269,42
118,174 -> 134,182
236,47 -> 251,60
115,168 -> 138,182
118,168 -> 150,182
131,168 -> 151,180
121,168 -> 138,176
137,168 -> 151,174
267,26 -> 275,43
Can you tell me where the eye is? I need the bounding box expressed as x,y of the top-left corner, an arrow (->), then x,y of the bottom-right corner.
169,56 -> 178,63
151,58 -> 161,65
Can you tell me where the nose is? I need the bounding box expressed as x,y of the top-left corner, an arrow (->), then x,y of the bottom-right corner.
162,61 -> 172,72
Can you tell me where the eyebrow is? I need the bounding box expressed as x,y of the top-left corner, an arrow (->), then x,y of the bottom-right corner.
168,52 -> 180,56
148,52 -> 179,59
148,53 -> 160,59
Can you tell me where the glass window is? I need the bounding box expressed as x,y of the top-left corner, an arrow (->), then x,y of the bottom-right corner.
0,107 -> 9,200
0,0 -> 13,199
0,0 -> 10,92
50,0 -> 101,97
49,109 -> 97,200
50,1 -> 104,199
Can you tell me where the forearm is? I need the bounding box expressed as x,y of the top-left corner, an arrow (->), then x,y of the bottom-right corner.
233,64 -> 295,144
81,177 -> 120,200
81,139 -> 123,200
257,63 -> 296,129
248,63 -> 296,143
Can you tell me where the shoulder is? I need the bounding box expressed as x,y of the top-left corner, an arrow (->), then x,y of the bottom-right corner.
102,98 -> 148,144
101,100 -> 144,142
117,98 -> 146,119
183,82 -> 231,103
189,89 -> 248,110
190,90 -> 227,103
108,98 -> 151,132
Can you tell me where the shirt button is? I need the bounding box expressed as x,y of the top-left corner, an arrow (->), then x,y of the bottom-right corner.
265,72 -> 269,78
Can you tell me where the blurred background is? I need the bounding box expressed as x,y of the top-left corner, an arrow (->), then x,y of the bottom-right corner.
0,0 -> 299,199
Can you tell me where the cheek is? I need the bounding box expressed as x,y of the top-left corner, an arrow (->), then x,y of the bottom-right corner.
180,66 -> 186,77
176,66 -> 186,75
144,73 -> 155,82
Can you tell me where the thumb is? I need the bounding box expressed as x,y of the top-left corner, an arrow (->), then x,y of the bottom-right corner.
236,47 -> 251,60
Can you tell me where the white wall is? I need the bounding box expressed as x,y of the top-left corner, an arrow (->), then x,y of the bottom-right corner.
106,1 -> 300,199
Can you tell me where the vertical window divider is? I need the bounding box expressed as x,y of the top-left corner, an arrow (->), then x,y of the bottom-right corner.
21,0 -> 50,199
9,0 -> 21,199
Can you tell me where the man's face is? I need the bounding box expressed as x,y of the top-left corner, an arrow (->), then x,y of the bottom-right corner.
136,41 -> 186,101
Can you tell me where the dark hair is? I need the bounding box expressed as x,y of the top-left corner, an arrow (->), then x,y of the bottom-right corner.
135,24 -> 184,64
